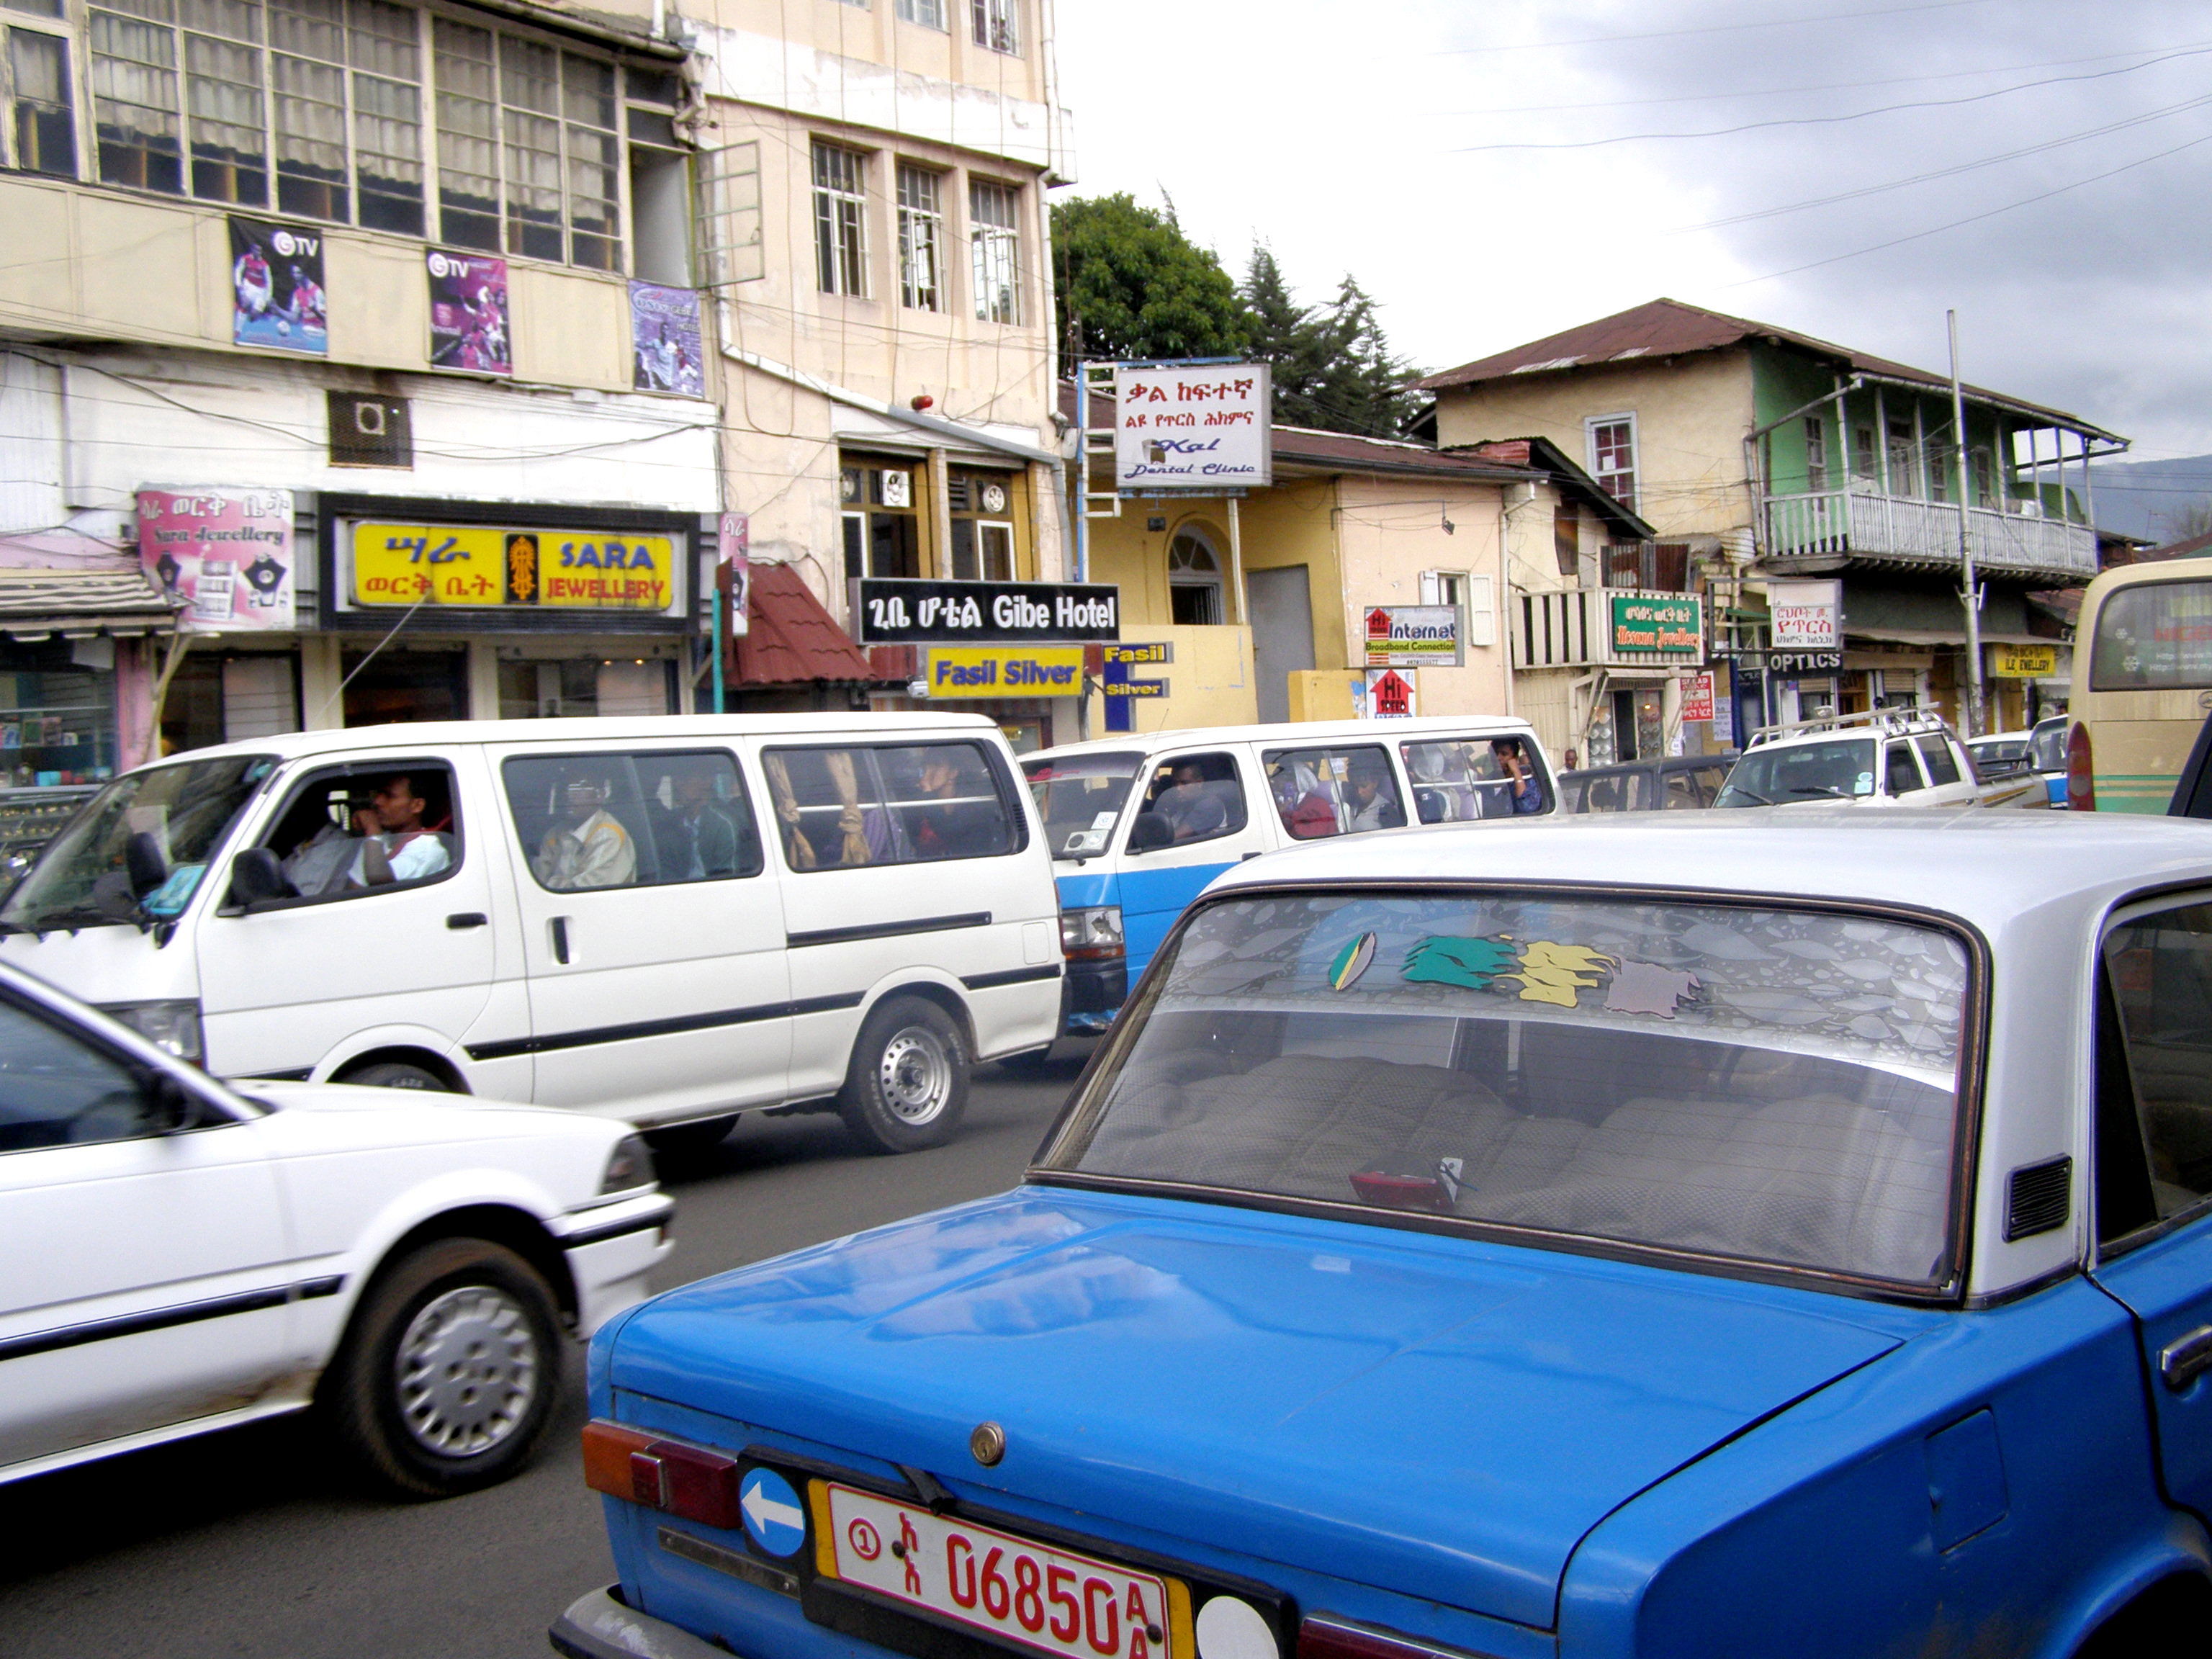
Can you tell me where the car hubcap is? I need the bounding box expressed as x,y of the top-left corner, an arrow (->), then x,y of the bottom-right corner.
879,1026 -> 951,1125
395,1285 -> 539,1458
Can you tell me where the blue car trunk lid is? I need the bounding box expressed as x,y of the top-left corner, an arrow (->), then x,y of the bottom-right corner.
609,1190 -> 1902,1632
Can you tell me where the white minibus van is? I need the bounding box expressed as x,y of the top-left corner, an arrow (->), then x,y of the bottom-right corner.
1021,715 -> 1555,1035
0,714 -> 1063,1154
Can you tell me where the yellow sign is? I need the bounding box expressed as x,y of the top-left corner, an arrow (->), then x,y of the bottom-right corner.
1990,642 -> 2059,678
351,523 -> 677,610
925,646 -> 1085,697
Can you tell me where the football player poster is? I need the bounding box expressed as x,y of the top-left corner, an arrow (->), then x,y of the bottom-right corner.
229,217 -> 328,354
629,281 -> 704,397
427,249 -> 511,376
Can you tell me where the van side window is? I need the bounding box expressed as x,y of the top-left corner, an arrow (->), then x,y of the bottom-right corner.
1401,737 -> 1548,821
1134,753 -> 1248,848
1264,745 -> 1403,840
1917,734 -> 1963,786
1884,742 -> 1925,797
2102,902 -> 2212,1234
763,742 -> 1014,870
252,761 -> 461,901
503,751 -> 761,892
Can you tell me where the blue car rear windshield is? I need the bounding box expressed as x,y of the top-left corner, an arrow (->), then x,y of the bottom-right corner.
1040,891 -> 1972,1290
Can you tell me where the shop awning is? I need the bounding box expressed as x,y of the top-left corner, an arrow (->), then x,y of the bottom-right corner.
727,561 -> 890,687
0,571 -> 183,639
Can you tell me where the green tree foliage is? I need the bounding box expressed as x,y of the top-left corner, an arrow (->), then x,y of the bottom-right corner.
1051,194 -> 1249,362
1298,274 -> 1425,439
1241,246 -> 1334,428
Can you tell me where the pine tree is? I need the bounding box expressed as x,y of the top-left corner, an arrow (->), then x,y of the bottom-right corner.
1308,275 -> 1424,439
1239,246 -> 1334,428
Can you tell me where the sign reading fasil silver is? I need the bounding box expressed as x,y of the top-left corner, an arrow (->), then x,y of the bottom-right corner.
852,579 -> 1120,644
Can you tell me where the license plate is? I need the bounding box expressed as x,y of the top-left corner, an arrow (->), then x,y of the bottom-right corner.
816,1481 -> 1179,1659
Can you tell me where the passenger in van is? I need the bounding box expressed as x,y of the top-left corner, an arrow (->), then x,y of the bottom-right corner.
1154,762 -> 1231,842
1275,764 -> 1340,840
281,772 -> 451,893
665,766 -> 748,880
1491,738 -> 1546,815
1345,757 -> 1406,833
535,772 -> 637,889
908,748 -> 999,860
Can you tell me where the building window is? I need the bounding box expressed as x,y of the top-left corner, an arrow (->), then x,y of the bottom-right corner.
970,0 -> 1015,53
812,138 -> 867,296
896,162 -> 942,311
896,0 -> 944,25
1853,423 -> 1877,485
431,24 -> 615,266
7,27 -> 76,176
1167,526 -> 1222,625
948,469 -> 1016,580
1887,418 -> 1918,498
969,177 -> 1018,324
841,457 -> 920,579
89,0 -> 184,193
1587,415 -> 1635,511
1804,414 -> 1828,493
1972,446 -> 1995,508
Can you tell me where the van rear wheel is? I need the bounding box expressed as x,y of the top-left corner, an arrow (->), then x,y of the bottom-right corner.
839,996 -> 968,1154
343,1061 -> 451,1092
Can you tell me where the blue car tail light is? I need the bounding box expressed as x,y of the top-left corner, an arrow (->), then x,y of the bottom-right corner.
1296,1614 -> 1503,1659
583,1419 -> 745,1532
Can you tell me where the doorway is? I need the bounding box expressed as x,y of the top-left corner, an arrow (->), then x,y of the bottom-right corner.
1167,527 -> 1224,625
1248,565 -> 1316,724
341,647 -> 469,726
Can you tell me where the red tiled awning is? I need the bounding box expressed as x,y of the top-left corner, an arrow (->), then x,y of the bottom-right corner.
727,560 -> 888,687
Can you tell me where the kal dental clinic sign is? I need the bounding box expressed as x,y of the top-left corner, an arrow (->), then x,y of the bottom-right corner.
852,579 -> 1120,644
1112,364 -> 1272,491
1611,595 -> 1704,657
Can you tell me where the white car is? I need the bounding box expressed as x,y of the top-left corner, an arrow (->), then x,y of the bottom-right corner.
1716,708 -> 2038,809
0,958 -> 672,1497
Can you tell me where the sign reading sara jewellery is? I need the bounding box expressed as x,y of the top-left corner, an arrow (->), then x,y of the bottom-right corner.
351,523 -> 676,610
1112,364 -> 1271,491
1768,580 -> 1840,649
819,1482 -> 1177,1659
137,487 -> 295,631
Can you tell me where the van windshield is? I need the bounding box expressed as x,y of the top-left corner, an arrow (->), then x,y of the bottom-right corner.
1714,739 -> 1875,806
1,755 -> 275,933
1023,752 -> 1143,859
1040,890 -> 1970,1289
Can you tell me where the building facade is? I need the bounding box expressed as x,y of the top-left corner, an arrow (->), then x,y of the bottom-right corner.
1,0 -> 727,801
1417,299 -> 2122,756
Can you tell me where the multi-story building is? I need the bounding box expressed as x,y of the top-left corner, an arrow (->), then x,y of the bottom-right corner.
0,0 -> 727,797
1416,299 -> 2124,758
689,0 -> 1076,742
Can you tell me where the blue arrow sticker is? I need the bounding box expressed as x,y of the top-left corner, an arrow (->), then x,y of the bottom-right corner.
739,1467 -> 807,1557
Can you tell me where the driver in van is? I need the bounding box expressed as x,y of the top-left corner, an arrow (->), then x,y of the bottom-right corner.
534,772 -> 637,889
282,773 -> 450,892
1155,761 -> 1230,842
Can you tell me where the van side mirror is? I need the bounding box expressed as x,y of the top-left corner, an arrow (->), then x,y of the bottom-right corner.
148,1071 -> 203,1133
1127,812 -> 1172,854
125,831 -> 168,899
229,848 -> 297,910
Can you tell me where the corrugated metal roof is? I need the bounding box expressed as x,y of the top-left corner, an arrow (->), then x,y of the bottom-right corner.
0,570 -> 182,637
727,560 -> 884,687
1414,297 -> 2118,439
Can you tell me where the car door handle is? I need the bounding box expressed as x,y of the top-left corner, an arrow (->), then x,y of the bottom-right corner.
2159,1326 -> 2212,1391
446,912 -> 488,930
551,915 -> 571,965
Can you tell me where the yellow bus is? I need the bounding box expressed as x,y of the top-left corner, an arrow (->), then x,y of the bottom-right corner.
2068,554 -> 2212,811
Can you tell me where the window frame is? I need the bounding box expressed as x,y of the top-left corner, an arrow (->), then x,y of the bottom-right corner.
5,19 -> 78,177
894,158 -> 943,312
895,0 -> 945,31
500,745 -> 764,894
969,0 -> 1016,54
811,135 -> 869,297
1132,750 -> 1250,853
224,755 -> 465,912
2094,889 -> 2212,1259
967,173 -> 1020,324
762,737 -> 1026,873
1030,878 -> 1992,1308
1262,742 -> 1405,840
1585,412 -> 1637,511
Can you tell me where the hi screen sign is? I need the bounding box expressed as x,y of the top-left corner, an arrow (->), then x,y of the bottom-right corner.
1611,595 -> 1703,657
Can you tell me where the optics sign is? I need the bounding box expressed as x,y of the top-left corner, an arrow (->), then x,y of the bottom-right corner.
1112,364 -> 1272,491
1611,595 -> 1703,657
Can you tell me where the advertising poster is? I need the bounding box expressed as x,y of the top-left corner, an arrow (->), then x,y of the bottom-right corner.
1112,364 -> 1272,490
1363,605 -> 1462,668
137,487 -> 296,631
631,282 -> 705,397
1364,667 -> 1418,718
719,511 -> 750,637
229,217 -> 327,354
427,250 -> 511,375
1680,671 -> 1716,723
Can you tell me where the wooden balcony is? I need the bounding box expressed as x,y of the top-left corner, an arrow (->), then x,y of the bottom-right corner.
1514,586 -> 1705,671
1762,489 -> 2096,580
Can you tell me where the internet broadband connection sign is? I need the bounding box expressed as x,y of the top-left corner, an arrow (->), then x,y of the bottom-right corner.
1112,364 -> 1272,491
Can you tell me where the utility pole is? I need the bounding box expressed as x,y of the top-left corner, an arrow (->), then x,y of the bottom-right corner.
1948,309 -> 1984,738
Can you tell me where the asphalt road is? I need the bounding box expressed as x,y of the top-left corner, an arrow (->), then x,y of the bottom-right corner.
0,1062 -> 1084,1659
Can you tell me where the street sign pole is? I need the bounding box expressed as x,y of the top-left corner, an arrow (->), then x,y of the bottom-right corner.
1949,309 -> 1984,739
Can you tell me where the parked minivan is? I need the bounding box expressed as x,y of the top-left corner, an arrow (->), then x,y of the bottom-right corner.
1021,716 -> 1554,1033
0,714 -> 1064,1154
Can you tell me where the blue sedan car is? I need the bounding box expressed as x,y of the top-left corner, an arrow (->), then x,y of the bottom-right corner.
556,811 -> 2212,1659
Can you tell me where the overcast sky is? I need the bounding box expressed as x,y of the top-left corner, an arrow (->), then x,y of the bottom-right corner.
1050,0 -> 2212,464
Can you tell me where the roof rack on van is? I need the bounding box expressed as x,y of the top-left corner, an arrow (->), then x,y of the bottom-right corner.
1744,706 -> 1950,748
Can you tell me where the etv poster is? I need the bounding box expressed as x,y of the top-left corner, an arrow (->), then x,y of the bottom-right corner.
229,217 -> 327,354
630,282 -> 703,397
427,250 -> 511,375
137,487 -> 296,631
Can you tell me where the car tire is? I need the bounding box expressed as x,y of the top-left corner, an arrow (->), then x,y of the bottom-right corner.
342,1061 -> 451,1092
323,1236 -> 562,1499
837,995 -> 968,1154
643,1115 -> 737,1156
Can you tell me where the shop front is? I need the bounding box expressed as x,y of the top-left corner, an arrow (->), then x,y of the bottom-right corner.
313,495 -> 703,726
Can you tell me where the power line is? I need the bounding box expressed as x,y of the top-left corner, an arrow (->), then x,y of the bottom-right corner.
1449,45 -> 2212,152
1725,126 -> 2212,287
1438,0 -> 2000,56
1678,88 -> 2212,232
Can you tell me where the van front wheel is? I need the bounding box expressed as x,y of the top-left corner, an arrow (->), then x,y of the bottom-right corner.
839,996 -> 968,1154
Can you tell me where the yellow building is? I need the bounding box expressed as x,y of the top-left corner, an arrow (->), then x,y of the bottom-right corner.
1076,415 -> 1650,739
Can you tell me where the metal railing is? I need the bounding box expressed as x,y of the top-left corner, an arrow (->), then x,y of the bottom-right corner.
1762,489 -> 2095,577
1514,587 -> 1704,670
